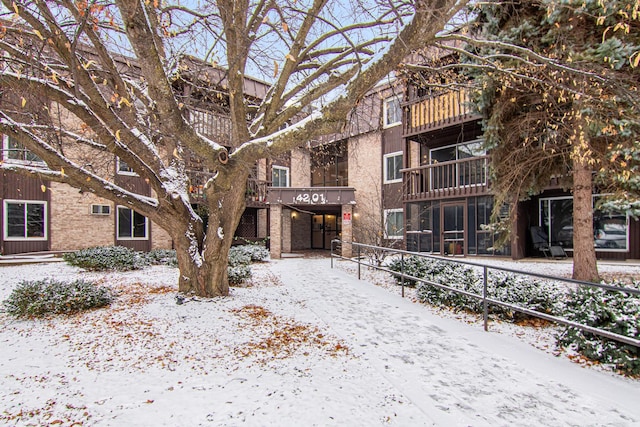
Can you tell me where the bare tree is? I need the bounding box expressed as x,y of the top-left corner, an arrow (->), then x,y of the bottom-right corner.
0,0 -> 466,296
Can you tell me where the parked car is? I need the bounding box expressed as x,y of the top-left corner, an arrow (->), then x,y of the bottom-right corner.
594,220 -> 626,249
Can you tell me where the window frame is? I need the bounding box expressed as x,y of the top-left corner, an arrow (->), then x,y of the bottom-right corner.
384,208 -> 404,239
116,206 -> 149,240
2,134 -> 45,166
271,165 -> 290,188
383,95 -> 402,128
3,199 -> 48,241
538,195 -> 629,252
383,151 -> 403,184
116,157 -> 137,176
90,204 -> 111,215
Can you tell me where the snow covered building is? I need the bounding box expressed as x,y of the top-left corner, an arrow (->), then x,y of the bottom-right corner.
4,44 -> 637,261
400,79 -> 640,260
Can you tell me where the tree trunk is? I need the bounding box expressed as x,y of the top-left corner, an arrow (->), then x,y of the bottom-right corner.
171,170 -> 248,297
572,154 -> 600,282
173,224 -> 232,297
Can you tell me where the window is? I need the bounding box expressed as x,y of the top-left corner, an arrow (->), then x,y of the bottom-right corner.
383,96 -> 402,127
91,204 -> 111,215
2,134 -> 43,164
272,166 -> 290,187
384,209 -> 404,239
3,200 -> 47,240
116,157 -> 136,175
539,196 -> 628,251
117,206 -> 148,239
311,141 -> 348,187
429,139 -> 486,189
384,152 -> 403,183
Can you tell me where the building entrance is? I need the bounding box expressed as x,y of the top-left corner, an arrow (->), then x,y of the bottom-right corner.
311,214 -> 341,249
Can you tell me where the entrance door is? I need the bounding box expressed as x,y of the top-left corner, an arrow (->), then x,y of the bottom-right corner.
312,214 -> 340,249
441,202 -> 465,255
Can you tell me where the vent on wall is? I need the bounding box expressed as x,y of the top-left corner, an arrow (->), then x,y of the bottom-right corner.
90,204 -> 111,215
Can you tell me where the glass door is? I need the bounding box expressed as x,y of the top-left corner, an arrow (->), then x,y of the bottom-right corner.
441,202 -> 466,255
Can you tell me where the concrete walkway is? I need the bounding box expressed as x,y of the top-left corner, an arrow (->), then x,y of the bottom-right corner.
270,257 -> 640,426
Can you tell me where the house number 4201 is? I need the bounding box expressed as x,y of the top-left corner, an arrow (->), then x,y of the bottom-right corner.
295,193 -> 326,204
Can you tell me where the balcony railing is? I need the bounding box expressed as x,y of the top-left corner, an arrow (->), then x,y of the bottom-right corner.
403,156 -> 489,201
187,170 -> 270,207
402,89 -> 480,137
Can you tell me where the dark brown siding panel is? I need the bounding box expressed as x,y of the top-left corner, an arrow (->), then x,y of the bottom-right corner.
2,172 -> 49,201
383,183 -> 403,210
117,239 -> 151,252
383,126 -> 403,154
1,172 -> 50,254
114,171 -> 151,251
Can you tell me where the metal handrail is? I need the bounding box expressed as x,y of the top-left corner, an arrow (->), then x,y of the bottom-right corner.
330,239 -> 640,348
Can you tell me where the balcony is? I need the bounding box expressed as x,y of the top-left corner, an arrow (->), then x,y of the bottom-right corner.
187,170 -> 270,208
403,156 -> 489,202
402,89 -> 481,137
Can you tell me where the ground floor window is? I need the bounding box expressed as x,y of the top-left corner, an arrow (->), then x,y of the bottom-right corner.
539,196 -> 628,251
405,196 -> 510,256
117,206 -> 148,239
384,209 -> 404,239
3,200 -> 47,240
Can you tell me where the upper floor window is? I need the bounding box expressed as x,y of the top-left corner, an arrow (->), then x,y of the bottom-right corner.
116,157 -> 136,176
311,141 -> 348,187
384,152 -> 403,184
2,134 -> 44,164
383,95 -> 402,128
117,206 -> 148,240
429,139 -> 485,164
3,199 -> 47,240
272,165 -> 290,187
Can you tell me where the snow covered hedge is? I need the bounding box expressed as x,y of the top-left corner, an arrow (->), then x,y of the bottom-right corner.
558,281 -> 640,376
228,245 -> 269,285
387,256 -> 566,320
63,246 -> 149,271
2,279 -> 114,318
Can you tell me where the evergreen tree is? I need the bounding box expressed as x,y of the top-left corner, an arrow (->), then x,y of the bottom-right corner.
467,0 -> 640,281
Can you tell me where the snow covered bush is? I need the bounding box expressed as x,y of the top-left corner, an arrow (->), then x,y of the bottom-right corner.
228,246 -> 253,267
387,256 -> 434,286
557,281 -> 640,376
144,249 -> 178,267
230,244 -> 269,262
2,279 -> 114,318
388,256 -> 566,320
63,246 -> 148,271
227,245 -> 268,285
228,265 -> 252,285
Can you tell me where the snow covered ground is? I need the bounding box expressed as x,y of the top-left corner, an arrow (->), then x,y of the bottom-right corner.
0,256 -> 639,426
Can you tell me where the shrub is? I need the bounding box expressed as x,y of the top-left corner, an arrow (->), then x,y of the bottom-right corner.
389,256 -> 566,320
2,279 -> 114,318
145,249 -> 178,267
63,246 -> 148,271
230,244 -> 269,262
557,281 -> 640,376
228,265 -> 252,285
228,246 -> 252,267
387,256 -> 434,286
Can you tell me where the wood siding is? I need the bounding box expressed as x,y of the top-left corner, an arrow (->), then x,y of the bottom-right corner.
403,89 -> 482,137
114,172 -> 151,251
0,172 -> 50,254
